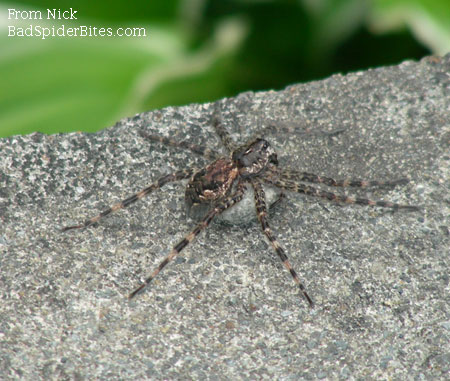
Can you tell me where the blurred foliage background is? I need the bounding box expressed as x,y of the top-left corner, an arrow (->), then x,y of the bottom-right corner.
1,0 -> 449,137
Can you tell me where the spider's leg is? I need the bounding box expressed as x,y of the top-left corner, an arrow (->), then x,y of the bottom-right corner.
264,175 -> 419,211
272,168 -> 411,188
62,169 -> 195,231
139,130 -> 220,160
212,105 -> 236,152
129,181 -> 247,299
255,122 -> 345,141
251,179 -> 314,307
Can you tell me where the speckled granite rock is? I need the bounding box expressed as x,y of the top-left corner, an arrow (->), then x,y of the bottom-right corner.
1,54 -> 449,380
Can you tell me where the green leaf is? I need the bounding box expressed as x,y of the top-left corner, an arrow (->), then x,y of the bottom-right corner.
370,0 -> 450,54
0,4 -> 246,137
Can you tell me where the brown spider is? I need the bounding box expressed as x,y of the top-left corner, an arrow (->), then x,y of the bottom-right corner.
62,107 -> 419,307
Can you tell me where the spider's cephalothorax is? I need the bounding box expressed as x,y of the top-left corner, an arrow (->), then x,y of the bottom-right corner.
232,138 -> 278,178
186,138 -> 277,221
62,107 -> 419,307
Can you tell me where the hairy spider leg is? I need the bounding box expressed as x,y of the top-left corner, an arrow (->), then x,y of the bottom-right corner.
139,130 -> 220,160
251,179 -> 314,307
264,176 -> 419,211
273,168 -> 412,189
129,181 -> 248,299
62,169 -> 196,231
212,106 -> 236,153
253,123 -> 346,143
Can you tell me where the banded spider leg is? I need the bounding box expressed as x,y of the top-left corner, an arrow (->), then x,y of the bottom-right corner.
62,127 -> 223,232
251,179 -> 314,307
62,169 -> 196,231
129,181 -> 247,299
263,169 -> 419,211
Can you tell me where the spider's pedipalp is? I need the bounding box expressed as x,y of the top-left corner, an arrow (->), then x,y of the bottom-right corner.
251,179 -> 314,307
264,175 -> 419,211
139,130 -> 220,160
62,169 -> 196,231
129,182 -> 247,299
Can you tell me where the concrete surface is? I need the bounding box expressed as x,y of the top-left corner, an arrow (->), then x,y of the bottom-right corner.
1,54 -> 449,380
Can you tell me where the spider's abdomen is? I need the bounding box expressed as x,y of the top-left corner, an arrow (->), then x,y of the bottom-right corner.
185,157 -> 239,220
